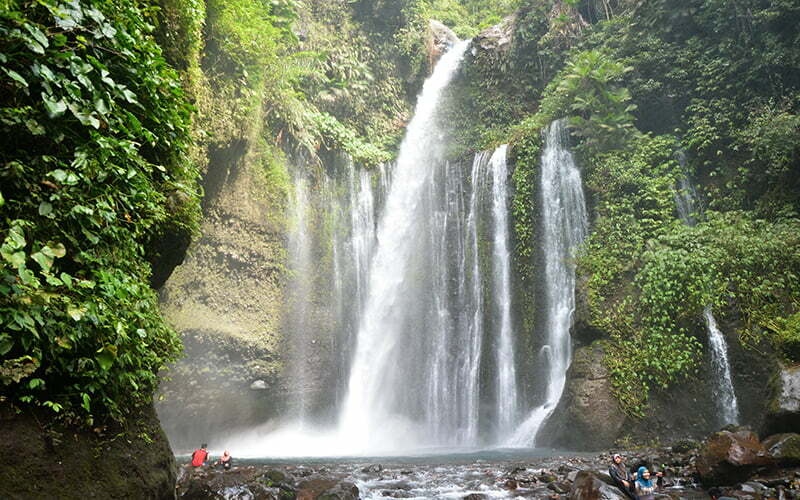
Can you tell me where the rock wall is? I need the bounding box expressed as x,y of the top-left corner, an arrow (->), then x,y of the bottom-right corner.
156,133 -> 290,451
0,403 -> 176,500
536,342 -> 625,450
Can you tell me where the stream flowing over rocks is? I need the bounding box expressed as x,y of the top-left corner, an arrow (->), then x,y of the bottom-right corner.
176,433 -> 800,500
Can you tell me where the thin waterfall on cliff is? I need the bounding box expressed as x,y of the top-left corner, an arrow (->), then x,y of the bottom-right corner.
287,177 -> 313,422
509,119 -> 588,446
330,161 -> 388,407
674,159 -> 740,425
489,144 -> 518,438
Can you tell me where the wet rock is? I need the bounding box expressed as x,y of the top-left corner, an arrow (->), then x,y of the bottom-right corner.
569,470 -> 627,500
740,481 -> 767,494
537,343 -> 626,450
696,430 -> 774,486
763,434 -> 800,466
548,480 -> 572,494
296,478 -> 358,500
763,365 -> 800,436
463,494 -> 488,500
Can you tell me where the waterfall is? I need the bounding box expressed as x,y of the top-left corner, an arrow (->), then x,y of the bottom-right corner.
228,41 -> 524,456
489,145 -> 518,437
338,40 -> 475,452
673,159 -> 740,425
703,306 -> 741,425
509,119 -> 588,446
287,177 -> 313,422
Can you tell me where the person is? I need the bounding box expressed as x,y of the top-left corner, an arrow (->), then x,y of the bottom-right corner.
215,450 -> 233,471
609,454 -> 638,500
191,443 -> 209,467
634,466 -> 661,500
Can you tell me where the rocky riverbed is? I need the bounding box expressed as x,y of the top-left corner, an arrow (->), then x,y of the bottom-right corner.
175,430 -> 800,499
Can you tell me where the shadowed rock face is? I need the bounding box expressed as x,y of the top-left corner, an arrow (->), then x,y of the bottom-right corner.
764,365 -> 800,436
536,342 -> 625,450
0,403 -> 176,500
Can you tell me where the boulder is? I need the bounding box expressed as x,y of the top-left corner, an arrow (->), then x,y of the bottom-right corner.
763,365 -> 800,436
473,17 -> 513,53
297,478 -> 359,500
695,430 -> 773,486
536,343 -> 626,450
426,20 -> 459,69
569,470 -> 628,500
762,433 -> 800,466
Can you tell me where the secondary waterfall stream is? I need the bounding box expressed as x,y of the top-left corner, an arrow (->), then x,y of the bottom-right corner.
509,120 -> 587,446
674,164 -> 740,425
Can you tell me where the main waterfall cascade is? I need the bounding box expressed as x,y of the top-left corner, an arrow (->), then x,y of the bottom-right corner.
509,120 -> 588,447
674,164 -> 741,425
225,41 -> 544,456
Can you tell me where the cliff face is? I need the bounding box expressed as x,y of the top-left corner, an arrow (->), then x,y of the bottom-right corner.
156,136 -> 289,450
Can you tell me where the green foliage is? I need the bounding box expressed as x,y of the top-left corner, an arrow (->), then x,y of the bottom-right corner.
512,49 -> 637,152
501,0 -> 800,417
0,0 -> 199,422
509,135 -> 542,334
406,0 -> 519,39
306,111 -> 392,167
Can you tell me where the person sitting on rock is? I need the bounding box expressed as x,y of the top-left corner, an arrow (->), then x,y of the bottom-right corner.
609,454 -> 638,500
634,466 -> 661,500
191,443 -> 209,467
215,450 -> 233,471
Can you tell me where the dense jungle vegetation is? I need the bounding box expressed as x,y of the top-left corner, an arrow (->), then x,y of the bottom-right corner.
2,0 -> 799,428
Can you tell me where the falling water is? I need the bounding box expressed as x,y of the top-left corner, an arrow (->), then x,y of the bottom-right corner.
509,120 -> 588,446
673,159 -> 740,425
287,177 -> 313,422
703,306 -> 741,425
489,145 -> 518,437
339,40 -> 484,452
228,41 -> 524,456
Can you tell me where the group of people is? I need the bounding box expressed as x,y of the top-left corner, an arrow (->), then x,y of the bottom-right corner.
609,453 -> 663,500
190,444 -> 233,471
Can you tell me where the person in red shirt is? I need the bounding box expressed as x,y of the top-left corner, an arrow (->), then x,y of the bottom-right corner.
191,444 -> 209,467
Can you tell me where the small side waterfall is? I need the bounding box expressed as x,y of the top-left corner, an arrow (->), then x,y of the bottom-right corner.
674,161 -> 740,425
703,306 -> 741,425
510,119 -> 588,446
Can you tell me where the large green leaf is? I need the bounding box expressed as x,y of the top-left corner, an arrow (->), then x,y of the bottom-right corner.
96,346 -> 117,371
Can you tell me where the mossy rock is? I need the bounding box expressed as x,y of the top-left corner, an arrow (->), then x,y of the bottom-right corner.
0,403 -> 175,500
